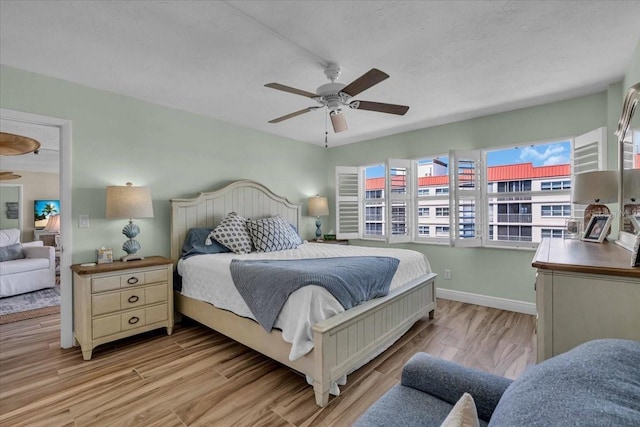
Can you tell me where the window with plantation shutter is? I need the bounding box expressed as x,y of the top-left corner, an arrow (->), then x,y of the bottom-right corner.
449,150 -> 483,247
335,166 -> 361,239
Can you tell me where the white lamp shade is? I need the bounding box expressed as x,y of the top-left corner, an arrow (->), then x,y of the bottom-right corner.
308,196 -> 329,217
571,171 -> 618,204
105,183 -> 154,219
623,169 -> 640,202
44,214 -> 61,232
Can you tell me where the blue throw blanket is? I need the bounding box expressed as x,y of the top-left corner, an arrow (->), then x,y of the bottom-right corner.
230,256 -> 400,331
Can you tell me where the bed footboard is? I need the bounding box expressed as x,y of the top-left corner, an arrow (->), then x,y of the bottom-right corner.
311,273 -> 437,406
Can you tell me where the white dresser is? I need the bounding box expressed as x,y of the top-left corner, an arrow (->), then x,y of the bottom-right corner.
532,238 -> 640,362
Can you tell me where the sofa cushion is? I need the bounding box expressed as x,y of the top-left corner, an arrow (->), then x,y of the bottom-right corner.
354,384 -> 489,427
489,339 -> 640,426
1,258 -> 49,275
0,243 -> 25,261
0,228 -> 20,247
441,392 -> 480,427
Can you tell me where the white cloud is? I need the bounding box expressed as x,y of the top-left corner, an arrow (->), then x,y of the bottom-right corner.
520,144 -> 567,164
543,155 -> 569,166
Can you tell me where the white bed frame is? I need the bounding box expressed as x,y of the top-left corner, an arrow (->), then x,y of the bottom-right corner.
170,180 -> 436,406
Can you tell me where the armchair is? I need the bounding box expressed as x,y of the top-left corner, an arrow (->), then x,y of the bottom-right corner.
0,228 -> 56,297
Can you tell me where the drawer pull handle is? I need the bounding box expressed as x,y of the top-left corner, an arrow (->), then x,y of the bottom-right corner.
128,316 -> 140,325
127,277 -> 139,285
128,295 -> 139,303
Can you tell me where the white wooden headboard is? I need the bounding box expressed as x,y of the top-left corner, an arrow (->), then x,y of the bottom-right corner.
170,180 -> 302,266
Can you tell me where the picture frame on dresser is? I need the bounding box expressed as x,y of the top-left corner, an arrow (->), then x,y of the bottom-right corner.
631,234 -> 640,267
582,214 -> 612,243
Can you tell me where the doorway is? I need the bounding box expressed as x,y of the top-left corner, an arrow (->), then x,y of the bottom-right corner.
0,108 -> 73,348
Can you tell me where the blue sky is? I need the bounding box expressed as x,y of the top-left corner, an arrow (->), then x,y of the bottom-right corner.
366,141 -> 571,178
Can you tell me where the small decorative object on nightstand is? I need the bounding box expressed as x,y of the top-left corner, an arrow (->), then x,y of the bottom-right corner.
308,195 -> 329,241
71,256 -> 173,360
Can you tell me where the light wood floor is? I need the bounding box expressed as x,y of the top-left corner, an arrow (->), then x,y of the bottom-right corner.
0,299 -> 536,426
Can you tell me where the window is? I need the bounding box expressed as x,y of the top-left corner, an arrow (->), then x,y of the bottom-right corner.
541,180 -> 571,190
435,226 -> 450,236
541,228 -> 565,238
541,205 -> 571,217
435,207 -> 449,217
336,128 -> 606,248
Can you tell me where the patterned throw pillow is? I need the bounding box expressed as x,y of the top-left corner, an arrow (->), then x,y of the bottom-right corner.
209,213 -> 253,254
248,215 -> 301,252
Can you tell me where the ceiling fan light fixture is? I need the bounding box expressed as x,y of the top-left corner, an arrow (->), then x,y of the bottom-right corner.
330,110 -> 348,133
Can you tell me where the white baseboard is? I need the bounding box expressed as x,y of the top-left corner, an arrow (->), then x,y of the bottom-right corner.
436,288 -> 536,315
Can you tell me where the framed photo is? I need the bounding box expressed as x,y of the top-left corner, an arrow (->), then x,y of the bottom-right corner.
632,234 -> 640,267
97,247 -> 113,264
582,214 -> 612,243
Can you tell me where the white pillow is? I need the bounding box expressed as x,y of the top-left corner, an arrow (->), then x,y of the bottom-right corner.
440,392 -> 480,427
209,212 -> 253,254
247,215 -> 301,252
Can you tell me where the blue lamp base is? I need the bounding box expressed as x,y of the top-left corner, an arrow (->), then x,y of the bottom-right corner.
315,217 -> 323,241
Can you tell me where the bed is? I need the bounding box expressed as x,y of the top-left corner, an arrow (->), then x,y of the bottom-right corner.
170,180 -> 437,407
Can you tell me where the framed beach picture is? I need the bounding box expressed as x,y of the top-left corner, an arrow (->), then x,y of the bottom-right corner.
632,234 -> 640,267
582,214 -> 612,243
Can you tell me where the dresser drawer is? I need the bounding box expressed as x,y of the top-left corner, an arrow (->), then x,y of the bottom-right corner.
145,283 -> 168,304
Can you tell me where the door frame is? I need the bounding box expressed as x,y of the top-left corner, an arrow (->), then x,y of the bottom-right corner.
1,108 -> 73,348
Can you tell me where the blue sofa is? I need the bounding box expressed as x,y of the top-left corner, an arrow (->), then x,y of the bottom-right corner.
355,339 -> 640,426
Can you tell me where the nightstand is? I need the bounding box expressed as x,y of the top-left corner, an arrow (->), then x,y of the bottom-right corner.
71,256 -> 173,360
313,239 -> 349,245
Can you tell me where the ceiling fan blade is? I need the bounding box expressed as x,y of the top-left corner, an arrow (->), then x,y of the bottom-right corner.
341,68 -> 389,97
268,107 -> 314,123
352,100 -> 409,115
265,83 -> 317,98
330,112 -> 348,133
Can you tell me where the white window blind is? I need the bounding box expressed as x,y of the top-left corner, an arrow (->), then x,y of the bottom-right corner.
449,149 -> 483,247
572,127 -> 607,221
335,166 -> 361,239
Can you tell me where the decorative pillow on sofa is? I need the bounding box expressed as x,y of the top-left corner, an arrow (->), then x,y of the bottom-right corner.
182,227 -> 231,259
440,392 -> 480,427
247,215 -> 302,252
208,213 -> 253,254
0,243 -> 25,262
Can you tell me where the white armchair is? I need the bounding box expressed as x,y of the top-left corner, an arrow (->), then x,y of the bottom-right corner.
0,228 -> 56,297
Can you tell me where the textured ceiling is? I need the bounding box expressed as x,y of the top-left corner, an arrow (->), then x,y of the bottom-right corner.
1,1 -> 639,148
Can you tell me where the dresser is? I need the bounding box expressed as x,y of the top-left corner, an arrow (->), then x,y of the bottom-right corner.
72,256 -> 174,360
532,238 -> 640,362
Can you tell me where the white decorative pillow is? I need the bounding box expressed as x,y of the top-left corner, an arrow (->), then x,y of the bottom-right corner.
247,215 -> 301,252
209,212 -> 253,254
440,392 -> 480,427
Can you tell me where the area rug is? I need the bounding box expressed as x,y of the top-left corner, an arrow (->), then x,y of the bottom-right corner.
0,286 -> 60,324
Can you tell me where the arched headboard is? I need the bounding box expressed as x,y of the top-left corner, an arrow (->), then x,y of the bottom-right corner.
170,180 -> 302,266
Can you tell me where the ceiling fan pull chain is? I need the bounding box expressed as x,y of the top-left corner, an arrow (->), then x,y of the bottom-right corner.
325,110 -> 329,148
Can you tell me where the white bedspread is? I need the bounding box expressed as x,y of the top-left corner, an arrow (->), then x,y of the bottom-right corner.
177,242 -> 431,361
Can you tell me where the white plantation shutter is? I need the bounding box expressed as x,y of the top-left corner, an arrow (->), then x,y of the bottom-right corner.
572,127 -> 607,220
386,159 -> 413,243
335,166 -> 361,239
449,149 -> 483,247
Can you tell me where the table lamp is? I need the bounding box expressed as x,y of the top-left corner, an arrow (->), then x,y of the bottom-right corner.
308,195 -> 329,241
571,170 -> 618,226
106,182 -> 154,262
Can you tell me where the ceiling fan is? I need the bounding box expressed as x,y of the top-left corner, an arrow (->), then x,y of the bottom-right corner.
265,65 -> 409,133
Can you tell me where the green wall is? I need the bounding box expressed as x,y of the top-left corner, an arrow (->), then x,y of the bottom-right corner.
2,46 -> 637,305
326,90 -> 614,304
0,65 -> 329,262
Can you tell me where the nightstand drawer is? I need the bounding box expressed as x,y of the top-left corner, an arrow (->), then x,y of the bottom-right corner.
91,304 -> 168,339
145,283 -> 168,304
92,276 -> 121,293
